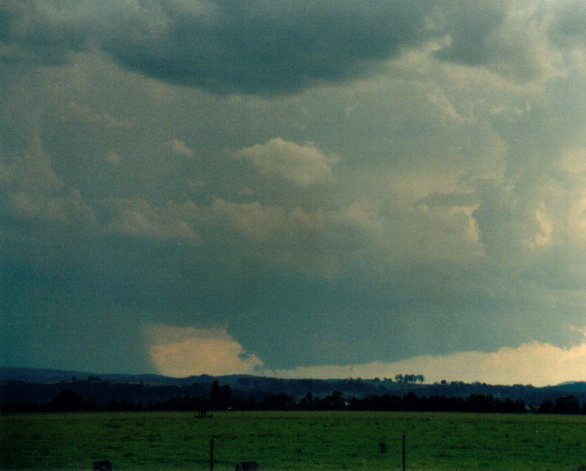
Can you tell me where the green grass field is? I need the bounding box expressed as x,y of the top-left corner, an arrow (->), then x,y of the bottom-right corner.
1,411 -> 586,470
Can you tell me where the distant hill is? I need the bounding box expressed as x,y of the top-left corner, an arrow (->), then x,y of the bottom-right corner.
1,367 -> 585,410
552,382 -> 586,393
0,367 -> 202,385
0,367 -> 93,383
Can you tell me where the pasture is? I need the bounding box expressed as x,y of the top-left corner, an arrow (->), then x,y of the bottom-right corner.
1,411 -> 586,470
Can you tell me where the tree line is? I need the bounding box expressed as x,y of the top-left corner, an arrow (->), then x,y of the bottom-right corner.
3,380 -> 586,415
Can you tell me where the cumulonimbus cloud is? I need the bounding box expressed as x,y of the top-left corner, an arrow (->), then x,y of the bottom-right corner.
145,322 -> 586,386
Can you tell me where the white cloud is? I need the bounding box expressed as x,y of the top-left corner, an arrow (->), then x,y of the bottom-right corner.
427,91 -> 471,124
102,195 -> 385,278
268,334 -> 586,386
107,199 -> 197,241
337,199 -> 384,234
560,146 -> 586,176
168,138 -> 195,158
199,197 -> 386,277
145,325 -> 263,377
7,135 -> 63,193
203,197 -> 383,246
68,101 -> 132,128
186,179 -> 205,189
0,135 -> 95,225
206,198 -> 288,242
238,187 -> 255,197
235,138 -> 337,187
103,151 -> 122,166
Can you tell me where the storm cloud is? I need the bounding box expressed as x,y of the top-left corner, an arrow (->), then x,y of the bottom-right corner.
1,0 -> 568,95
1,0 -> 435,94
2,1 -> 586,384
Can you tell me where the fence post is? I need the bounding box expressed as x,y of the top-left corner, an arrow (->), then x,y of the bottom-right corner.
402,433 -> 406,471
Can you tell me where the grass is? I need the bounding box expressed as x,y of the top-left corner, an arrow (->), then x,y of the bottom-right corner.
1,411 -> 586,470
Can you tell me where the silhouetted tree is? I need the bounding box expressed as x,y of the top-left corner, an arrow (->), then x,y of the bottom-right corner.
538,399 -> 553,414
319,391 -> 345,410
261,393 -> 294,410
299,391 -> 314,409
553,395 -> 581,415
48,389 -> 97,412
209,381 -> 232,409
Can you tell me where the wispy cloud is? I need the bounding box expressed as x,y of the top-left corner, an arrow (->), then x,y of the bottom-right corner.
168,139 -> 195,158
68,102 -> 132,128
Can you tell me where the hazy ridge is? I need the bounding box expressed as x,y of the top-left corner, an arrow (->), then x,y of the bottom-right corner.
2,367 -> 585,409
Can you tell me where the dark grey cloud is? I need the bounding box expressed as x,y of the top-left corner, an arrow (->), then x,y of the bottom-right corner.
102,0 -> 436,95
0,2 -> 88,65
0,0 -> 436,94
549,0 -> 586,48
1,1 -> 576,94
418,191 -> 477,208
434,0 -> 558,82
434,0 -> 507,66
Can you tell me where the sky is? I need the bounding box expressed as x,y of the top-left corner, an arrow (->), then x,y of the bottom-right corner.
2,1 -> 586,386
